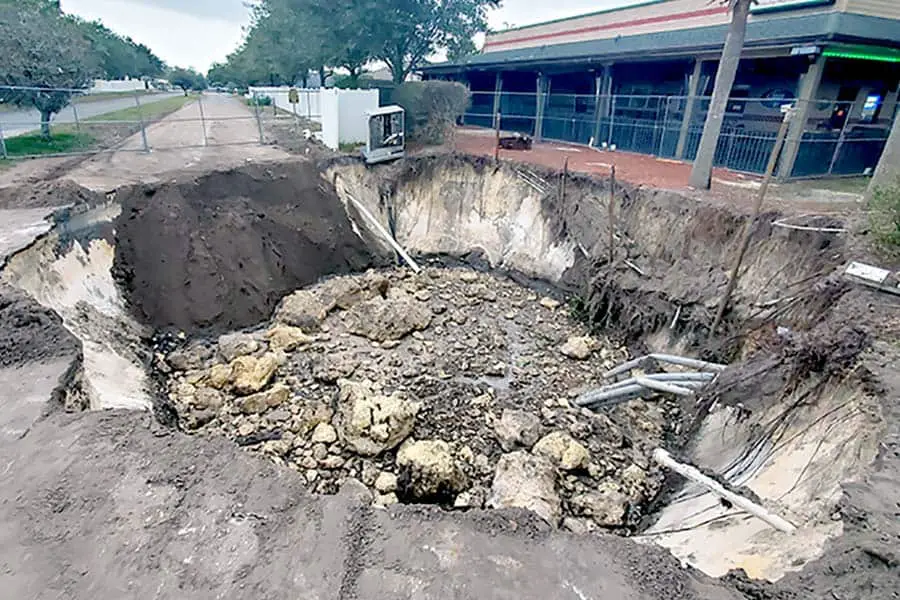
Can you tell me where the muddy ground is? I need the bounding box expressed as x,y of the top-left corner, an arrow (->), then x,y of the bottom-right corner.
0,146 -> 897,599
112,161 -> 390,334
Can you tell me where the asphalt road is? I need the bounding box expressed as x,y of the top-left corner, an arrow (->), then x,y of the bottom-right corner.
0,92 -> 183,138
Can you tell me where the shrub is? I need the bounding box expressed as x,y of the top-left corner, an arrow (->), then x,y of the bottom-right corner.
391,81 -> 469,144
247,95 -> 272,107
868,175 -> 900,254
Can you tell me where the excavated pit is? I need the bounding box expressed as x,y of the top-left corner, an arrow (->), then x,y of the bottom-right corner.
1,154 -> 896,600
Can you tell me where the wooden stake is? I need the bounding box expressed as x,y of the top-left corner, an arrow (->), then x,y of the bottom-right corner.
494,112 -> 501,163
608,164 -> 616,267
709,107 -> 794,338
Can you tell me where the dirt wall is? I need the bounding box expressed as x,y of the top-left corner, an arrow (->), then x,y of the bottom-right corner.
113,160 -> 391,334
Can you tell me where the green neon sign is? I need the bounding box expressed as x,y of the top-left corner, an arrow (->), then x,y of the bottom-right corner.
822,46 -> 900,64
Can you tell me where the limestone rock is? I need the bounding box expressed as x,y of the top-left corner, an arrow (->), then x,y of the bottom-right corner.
488,451 -> 561,525
293,400 -> 334,435
570,482 -> 628,527
495,409 -> 542,451
339,478 -> 374,503
345,296 -> 432,342
182,409 -> 216,430
453,485 -> 488,509
533,431 -> 590,471
375,492 -> 399,506
396,439 -> 468,502
317,273 -> 389,310
312,353 -> 357,383
374,472 -> 398,493
562,517 -> 598,535
275,290 -> 329,329
560,336 -> 593,360
167,343 -> 211,371
237,384 -> 290,415
335,379 -> 419,456
266,324 -> 316,352
218,332 -> 260,362
311,422 -> 338,444
459,271 -> 479,283
205,363 -> 233,390
193,387 -> 225,412
230,353 -> 280,395
539,297 -> 561,310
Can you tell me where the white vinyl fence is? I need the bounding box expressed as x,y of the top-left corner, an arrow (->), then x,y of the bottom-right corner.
248,86 -> 379,150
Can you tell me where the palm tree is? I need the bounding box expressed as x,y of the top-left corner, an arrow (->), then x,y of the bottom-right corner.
688,0 -> 753,189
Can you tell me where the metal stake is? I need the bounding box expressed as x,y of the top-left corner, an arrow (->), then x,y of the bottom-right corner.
134,92 -> 150,153
493,111 -> 501,163
253,95 -> 264,145
0,123 -> 7,159
72,103 -> 81,135
197,94 -> 209,147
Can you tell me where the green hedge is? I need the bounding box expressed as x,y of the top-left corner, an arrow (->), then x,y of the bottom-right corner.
391,81 -> 468,144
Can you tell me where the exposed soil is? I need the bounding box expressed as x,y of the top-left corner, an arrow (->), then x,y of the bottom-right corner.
0,178 -> 102,210
112,161 -> 391,334
0,282 -> 79,368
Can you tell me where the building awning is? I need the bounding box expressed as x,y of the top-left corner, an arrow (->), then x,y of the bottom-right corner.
422,12 -> 900,74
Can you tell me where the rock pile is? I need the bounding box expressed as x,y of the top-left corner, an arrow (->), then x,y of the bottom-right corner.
160,266 -> 682,532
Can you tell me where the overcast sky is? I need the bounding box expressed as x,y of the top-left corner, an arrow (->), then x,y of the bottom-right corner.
60,0 -> 641,73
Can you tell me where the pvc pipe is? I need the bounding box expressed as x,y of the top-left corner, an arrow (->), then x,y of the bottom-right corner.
652,449 -> 796,533
635,376 -> 695,396
343,191 -> 421,273
594,372 -> 716,393
603,353 -> 727,379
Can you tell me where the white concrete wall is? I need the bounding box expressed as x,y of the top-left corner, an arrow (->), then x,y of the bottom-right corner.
89,79 -> 147,94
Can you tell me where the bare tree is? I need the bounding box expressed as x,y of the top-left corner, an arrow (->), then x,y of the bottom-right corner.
688,0 -> 753,189
0,7 -> 98,140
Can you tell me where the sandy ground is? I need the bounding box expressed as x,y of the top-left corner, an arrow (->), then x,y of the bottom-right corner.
0,94 -> 289,191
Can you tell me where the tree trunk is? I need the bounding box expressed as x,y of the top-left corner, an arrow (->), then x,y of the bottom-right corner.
318,66 -> 327,89
688,0 -> 751,189
40,110 -> 53,141
867,110 -> 900,199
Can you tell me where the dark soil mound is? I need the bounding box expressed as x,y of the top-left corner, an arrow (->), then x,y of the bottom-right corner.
0,179 -> 101,210
112,161 -> 389,334
0,283 -> 79,368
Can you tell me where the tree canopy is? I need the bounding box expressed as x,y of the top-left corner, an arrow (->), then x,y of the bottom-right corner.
75,19 -> 166,80
0,5 -> 100,139
210,0 -> 499,86
169,67 -> 207,95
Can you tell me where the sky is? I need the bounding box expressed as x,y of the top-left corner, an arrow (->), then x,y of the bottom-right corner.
60,0 -> 641,74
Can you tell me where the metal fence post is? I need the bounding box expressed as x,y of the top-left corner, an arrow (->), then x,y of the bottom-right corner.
72,103 -> 81,136
253,94 -> 265,144
827,99 -> 855,175
0,122 -> 7,160
134,92 -> 150,153
607,95 -> 616,146
658,98 -> 671,157
197,94 -> 209,147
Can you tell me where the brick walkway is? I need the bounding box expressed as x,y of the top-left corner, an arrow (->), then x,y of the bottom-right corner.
452,127 -> 753,192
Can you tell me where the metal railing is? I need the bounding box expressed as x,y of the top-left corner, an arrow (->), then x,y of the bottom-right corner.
464,90 -> 896,178
0,86 -> 319,161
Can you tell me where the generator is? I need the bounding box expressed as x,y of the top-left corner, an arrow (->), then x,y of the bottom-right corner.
363,105 -> 405,165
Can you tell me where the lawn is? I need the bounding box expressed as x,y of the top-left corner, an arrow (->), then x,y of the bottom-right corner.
2,94 -> 196,159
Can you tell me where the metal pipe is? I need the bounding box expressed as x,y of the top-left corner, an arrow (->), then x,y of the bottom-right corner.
635,376 -> 695,396
576,377 -> 711,407
653,449 -> 796,533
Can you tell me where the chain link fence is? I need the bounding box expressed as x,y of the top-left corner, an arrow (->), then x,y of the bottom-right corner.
465,90 -> 896,178
0,86 -> 320,161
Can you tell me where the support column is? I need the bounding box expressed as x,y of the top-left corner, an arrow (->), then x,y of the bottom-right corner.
778,55 -> 826,180
676,59 -> 706,159
492,72 -> 503,119
592,64 -> 613,146
534,73 -> 548,141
